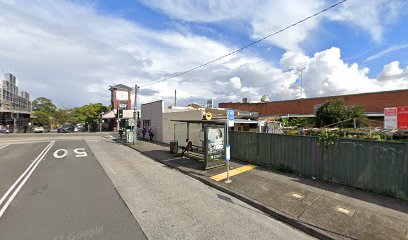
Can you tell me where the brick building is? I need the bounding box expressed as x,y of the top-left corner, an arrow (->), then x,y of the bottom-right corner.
101,84 -> 134,131
219,89 -> 408,125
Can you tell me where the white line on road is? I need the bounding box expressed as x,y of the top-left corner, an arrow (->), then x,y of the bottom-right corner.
0,141 -> 54,207
0,144 -> 9,150
0,141 -> 55,218
1,140 -> 51,145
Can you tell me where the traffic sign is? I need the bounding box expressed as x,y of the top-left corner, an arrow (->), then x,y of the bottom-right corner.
205,112 -> 212,120
227,109 -> 234,127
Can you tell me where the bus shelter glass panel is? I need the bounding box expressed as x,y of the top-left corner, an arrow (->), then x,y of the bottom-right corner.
205,126 -> 226,169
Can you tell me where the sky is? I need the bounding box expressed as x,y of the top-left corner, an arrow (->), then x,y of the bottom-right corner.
1,0 -> 408,108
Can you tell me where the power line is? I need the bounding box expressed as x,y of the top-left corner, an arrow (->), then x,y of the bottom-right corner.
141,0 -> 347,88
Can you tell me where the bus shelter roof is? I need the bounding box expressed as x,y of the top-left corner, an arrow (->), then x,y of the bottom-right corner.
170,119 -> 226,125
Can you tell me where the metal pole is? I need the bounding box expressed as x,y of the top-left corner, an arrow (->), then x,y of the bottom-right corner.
13,118 -> 16,133
133,85 -> 138,145
174,90 -> 177,106
225,122 -> 231,183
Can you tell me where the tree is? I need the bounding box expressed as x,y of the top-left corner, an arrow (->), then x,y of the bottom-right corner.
72,103 -> 109,125
54,109 -> 73,126
32,97 -> 57,114
315,99 -> 368,128
32,111 -> 51,128
289,117 -> 315,127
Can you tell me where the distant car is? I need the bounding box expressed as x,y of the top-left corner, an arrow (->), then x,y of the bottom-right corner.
33,126 -> 46,133
57,124 -> 75,133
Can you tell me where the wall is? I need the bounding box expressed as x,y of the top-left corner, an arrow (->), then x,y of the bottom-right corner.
162,109 -> 203,144
229,132 -> 408,200
141,100 -> 164,142
220,89 -> 408,116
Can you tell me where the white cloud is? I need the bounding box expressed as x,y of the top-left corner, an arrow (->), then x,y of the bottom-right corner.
0,0 -> 407,110
0,0 -> 231,107
228,76 -> 242,90
140,0 -> 405,50
365,43 -> 408,62
281,48 -> 408,99
328,0 -> 404,42
377,61 -> 408,81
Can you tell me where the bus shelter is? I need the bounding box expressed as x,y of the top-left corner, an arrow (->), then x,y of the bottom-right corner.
171,120 -> 227,170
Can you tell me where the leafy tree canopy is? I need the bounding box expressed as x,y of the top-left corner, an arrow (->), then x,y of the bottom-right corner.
32,97 -> 57,114
30,98 -> 109,128
32,110 -> 51,127
315,99 -> 368,128
71,103 -> 109,124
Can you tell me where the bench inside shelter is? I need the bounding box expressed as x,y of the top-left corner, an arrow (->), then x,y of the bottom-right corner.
171,119 -> 227,170
182,145 -> 204,160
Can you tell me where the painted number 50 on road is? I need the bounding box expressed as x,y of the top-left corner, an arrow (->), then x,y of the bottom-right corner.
53,148 -> 88,159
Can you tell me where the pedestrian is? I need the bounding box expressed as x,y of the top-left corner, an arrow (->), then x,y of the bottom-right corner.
142,128 -> 146,140
148,128 -> 154,141
119,129 -> 123,139
181,138 -> 193,157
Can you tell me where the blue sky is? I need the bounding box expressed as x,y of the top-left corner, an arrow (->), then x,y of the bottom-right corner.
94,0 -> 408,77
1,0 -> 408,107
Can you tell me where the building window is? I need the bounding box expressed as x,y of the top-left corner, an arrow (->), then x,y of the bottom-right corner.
143,120 -> 151,128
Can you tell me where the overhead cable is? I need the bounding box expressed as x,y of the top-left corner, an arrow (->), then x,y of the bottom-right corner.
141,0 -> 347,88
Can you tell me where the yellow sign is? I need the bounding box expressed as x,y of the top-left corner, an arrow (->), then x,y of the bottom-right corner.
205,112 -> 212,120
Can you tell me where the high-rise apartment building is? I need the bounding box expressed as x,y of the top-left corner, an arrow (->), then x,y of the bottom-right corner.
0,73 -> 31,133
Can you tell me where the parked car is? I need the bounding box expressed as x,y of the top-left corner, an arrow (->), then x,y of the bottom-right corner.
57,123 -> 75,133
33,126 -> 46,133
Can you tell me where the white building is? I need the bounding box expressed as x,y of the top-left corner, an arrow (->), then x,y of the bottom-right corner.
141,100 -> 205,143
141,100 -> 264,144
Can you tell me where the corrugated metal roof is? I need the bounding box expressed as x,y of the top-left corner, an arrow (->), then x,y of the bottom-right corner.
109,84 -> 133,91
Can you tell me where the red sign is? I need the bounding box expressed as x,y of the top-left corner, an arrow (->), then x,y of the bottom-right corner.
397,106 -> 408,129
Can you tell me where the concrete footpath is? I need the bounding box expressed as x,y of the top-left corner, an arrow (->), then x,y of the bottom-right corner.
119,139 -> 408,240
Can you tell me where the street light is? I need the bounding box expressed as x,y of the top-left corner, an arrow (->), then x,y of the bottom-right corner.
290,66 -> 306,99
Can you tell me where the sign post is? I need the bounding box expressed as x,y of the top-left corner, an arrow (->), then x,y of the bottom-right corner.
225,109 -> 234,183
133,85 -> 139,145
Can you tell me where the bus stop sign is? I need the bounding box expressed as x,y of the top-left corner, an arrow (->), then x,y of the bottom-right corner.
227,110 -> 234,127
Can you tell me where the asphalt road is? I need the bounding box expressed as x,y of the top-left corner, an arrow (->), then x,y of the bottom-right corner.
89,139 -> 315,240
0,134 -> 314,240
0,138 -> 146,240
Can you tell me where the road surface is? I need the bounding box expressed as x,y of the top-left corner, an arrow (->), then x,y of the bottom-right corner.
0,133 -> 314,240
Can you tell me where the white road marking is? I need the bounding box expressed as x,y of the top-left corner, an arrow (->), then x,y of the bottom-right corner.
0,144 -> 9,150
53,149 -> 68,159
0,141 -> 53,207
1,140 -> 50,145
74,148 -> 87,158
0,141 -> 55,218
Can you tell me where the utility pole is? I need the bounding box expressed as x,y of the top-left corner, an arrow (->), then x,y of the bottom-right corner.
133,85 -> 139,145
99,112 -> 104,132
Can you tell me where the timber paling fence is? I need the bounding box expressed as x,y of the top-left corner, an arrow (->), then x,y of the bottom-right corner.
229,131 -> 408,200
